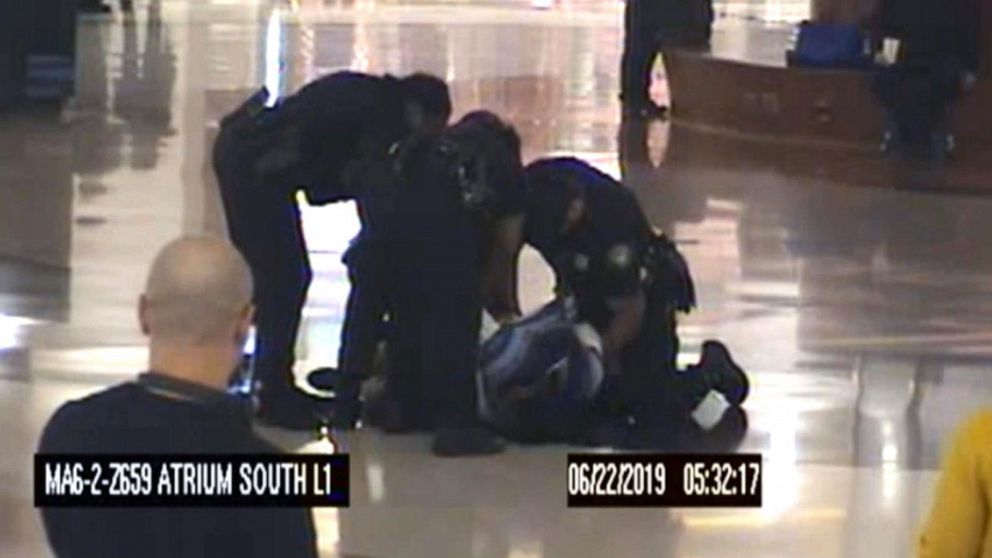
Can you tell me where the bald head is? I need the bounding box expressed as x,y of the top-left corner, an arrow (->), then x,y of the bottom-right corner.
142,236 -> 253,345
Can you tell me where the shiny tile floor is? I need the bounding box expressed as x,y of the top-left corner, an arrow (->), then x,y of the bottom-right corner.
2,0 -> 989,556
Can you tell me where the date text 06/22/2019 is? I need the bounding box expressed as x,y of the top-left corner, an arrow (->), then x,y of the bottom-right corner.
566,453 -> 762,508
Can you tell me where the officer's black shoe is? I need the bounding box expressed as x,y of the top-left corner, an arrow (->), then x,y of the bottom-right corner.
257,392 -> 332,432
432,427 -> 506,457
306,367 -> 338,392
698,340 -> 750,406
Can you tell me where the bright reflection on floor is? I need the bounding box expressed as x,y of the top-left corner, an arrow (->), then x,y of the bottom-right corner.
762,409 -> 800,518
313,508 -> 342,556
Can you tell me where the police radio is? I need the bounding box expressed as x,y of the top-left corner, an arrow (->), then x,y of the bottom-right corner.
643,233 -> 697,313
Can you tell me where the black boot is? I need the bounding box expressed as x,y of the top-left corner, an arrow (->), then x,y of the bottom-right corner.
696,340 -> 749,405
306,367 -> 338,392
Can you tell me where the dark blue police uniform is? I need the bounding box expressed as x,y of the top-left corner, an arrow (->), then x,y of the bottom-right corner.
524,157 -> 697,437
331,148 -> 403,426
213,72 -> 408,426
382,127 -> 525,440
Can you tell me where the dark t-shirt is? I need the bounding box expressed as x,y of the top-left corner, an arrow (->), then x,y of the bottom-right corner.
37,373 -> 318,558
525,158 -> 653,328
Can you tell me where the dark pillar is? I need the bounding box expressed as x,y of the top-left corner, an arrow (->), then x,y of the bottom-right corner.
27,0 -> 78,104
0,1 -> 29,108
0,0 -> 77,109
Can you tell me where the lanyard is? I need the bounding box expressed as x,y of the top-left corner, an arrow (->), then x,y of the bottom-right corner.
134,372 -> 251,422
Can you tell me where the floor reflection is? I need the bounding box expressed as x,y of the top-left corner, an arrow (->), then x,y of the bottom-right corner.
114,0 -> 176,170
626,120 -> 992,470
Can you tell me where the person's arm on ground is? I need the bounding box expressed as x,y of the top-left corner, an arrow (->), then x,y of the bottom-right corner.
918,411 -> 992,558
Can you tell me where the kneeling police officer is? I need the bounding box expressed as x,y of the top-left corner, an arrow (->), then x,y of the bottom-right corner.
523,157 -> 748,446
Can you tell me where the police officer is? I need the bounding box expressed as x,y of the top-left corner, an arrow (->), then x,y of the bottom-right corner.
620,0 -> 713,118
213,71 -> 451,430
362,111 -> 525,455
321,109 -> 526,434
523,157 -> 748,446
447,110 -> 527,322
320,78 -> 453,429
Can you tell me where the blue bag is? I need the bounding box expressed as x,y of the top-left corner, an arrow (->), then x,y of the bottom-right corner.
790,21 -> 870,69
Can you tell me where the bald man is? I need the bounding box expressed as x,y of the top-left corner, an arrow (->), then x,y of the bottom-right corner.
37,237 -> 318,558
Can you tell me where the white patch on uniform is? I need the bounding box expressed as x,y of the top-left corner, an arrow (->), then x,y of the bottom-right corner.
573,253 -> 590,271
691,390 -> 730,430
